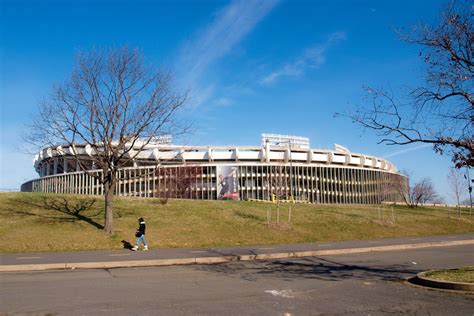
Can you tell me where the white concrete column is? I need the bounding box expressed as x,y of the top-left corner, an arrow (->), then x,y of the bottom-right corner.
265,142 -> 270,163
307,150 -> 313,163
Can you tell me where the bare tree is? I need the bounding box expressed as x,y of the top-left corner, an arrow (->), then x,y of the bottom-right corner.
395,171 -> 438,208
411,178 -> 438,207
448,167 -> 465,206
395,170 -> 412,206
156,165 -> 203,202
448,167 -> 466,218
25,47 -> 188,234
338,1 -> 473,168
376,176 -> 393,222
268,165 -> 290,225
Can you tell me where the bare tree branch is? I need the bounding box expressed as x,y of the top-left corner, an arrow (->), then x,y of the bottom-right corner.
337,1 -> 473,168
23,47 -> 189,233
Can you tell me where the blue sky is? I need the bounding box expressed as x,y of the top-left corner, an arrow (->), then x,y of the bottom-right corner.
0,0 -> 465,202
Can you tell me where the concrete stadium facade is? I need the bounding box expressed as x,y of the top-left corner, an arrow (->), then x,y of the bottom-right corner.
21,136 -> 407,204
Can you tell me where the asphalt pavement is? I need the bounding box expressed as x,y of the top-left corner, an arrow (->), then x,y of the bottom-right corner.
1,233 -> 474,272
1,243 -> 473,315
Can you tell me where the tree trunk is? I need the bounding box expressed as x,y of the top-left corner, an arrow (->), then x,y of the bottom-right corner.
104,171 -> 116,234
277,202 -> 280,224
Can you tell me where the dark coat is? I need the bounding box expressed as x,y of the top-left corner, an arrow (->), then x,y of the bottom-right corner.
136,221 -> 146,237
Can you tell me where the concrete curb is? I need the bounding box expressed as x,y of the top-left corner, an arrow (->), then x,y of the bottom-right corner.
412,271 -> 474,292
1,239 -> 473,273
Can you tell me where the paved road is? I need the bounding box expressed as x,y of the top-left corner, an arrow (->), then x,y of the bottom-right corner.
2,233 -> 473,266
1,244 -> 473,315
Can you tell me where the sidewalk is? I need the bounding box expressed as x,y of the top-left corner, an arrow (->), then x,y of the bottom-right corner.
1,233 -> 473,272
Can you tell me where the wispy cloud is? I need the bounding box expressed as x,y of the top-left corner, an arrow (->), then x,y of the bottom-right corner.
213,97 -> 234,107
260,32 -> 346,85
189,84 -> 215,108
383,144 -> 432,158
177,0 -> 279,107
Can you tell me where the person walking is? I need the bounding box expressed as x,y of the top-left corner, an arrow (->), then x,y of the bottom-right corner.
132,217 -> 148,251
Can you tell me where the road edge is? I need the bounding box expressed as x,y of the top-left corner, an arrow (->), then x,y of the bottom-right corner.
1,239 -> 473,273
410,270 -> 474,292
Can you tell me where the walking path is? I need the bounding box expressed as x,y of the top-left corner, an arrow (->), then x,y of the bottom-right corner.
1,233 -> 473,272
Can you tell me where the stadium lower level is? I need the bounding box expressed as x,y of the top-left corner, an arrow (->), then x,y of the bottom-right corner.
21,141 -> 407,204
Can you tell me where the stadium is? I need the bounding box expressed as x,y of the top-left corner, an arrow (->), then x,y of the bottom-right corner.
21,134 -> 408,204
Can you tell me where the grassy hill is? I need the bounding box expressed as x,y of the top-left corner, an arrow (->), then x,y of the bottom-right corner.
0,192 -> 472,253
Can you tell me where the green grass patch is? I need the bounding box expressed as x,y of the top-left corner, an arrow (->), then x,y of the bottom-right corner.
426,266 -> 474,283
0,192 -> 472,253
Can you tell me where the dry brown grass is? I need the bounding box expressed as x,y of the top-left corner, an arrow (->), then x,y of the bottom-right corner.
426,266 -> 474,283
0,192 -> 472,253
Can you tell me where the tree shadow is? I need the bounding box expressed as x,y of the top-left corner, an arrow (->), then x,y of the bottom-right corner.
196,256 -> 421,283
12,195 -> 104,229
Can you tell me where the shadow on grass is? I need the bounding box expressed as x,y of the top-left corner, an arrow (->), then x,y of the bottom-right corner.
12,195 -> 104,229
234,210 -> 264,222
197,256 -> 421,283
